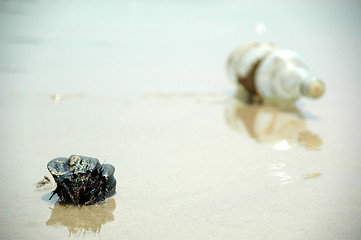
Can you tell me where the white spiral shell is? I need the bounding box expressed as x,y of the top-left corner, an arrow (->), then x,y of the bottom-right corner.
227,42 -> 325,101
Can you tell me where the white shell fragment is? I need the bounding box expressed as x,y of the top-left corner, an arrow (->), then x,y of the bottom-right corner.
227,42 -> 325,102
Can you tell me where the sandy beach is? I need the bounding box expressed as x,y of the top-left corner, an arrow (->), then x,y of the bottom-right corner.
1,0 -> 361,239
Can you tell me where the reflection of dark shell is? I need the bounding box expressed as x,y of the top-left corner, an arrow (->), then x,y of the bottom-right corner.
46,198 -> 116,234
47,155 -> 116,205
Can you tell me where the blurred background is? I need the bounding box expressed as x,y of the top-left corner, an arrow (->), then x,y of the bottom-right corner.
1,0 -> 360,97
1,0 -> 361,239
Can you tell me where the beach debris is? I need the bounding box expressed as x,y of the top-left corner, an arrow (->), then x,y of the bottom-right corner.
51,93 -> 85,104
51,93 -> 62,104
36,176 -> 55,191
227,42 -> 325,102
47,155 -> 116,205
37,176 -> 51,187
304,173 -> 322,179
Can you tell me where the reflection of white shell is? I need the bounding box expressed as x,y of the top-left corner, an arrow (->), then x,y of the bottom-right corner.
227,42 -> 325,101
225,99 -> 322,150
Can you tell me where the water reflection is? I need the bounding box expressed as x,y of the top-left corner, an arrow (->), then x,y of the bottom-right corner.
225,99 -> 322,150
269,162 -> 293,185
46,199 -> 116,235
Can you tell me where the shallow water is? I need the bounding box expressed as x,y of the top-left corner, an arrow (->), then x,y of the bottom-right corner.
1,0 -> 361,239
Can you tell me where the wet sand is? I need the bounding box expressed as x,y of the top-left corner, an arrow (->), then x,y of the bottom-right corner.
1,0 -> 361,239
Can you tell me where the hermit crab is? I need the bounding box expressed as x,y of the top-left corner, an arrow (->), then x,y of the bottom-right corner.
47,155 -> 116,205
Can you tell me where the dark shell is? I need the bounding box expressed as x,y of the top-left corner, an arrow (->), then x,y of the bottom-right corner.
47,155 -> 116,205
